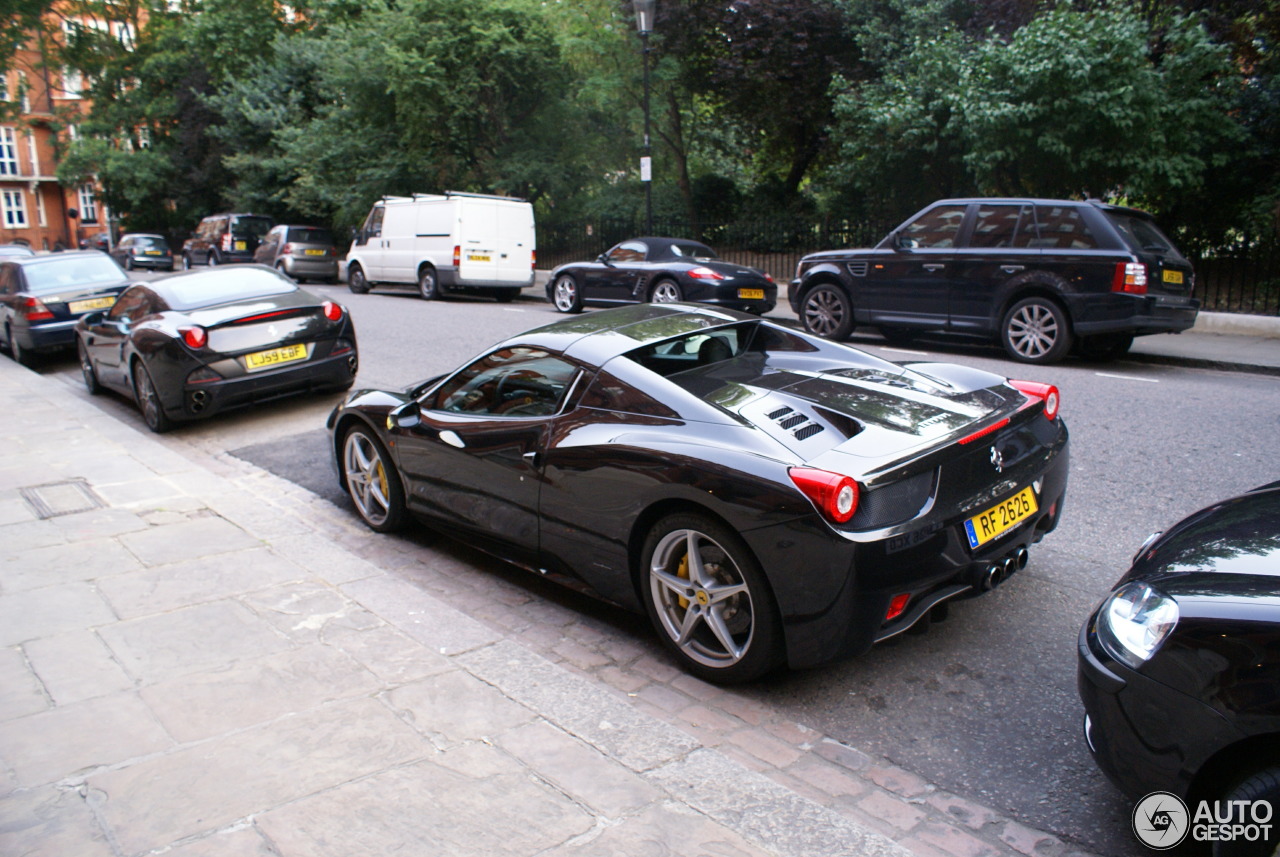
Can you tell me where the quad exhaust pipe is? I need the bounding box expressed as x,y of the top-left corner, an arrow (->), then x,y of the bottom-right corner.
978,546 -> 1029,591
189,389 -> 209,414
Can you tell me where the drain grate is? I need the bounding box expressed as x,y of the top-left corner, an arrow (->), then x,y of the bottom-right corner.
19,479 -> 106,520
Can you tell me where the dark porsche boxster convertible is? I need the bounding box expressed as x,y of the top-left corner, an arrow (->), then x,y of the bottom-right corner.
76,266 -> 358,432
329,303 -> 1069,682
546,237 -> 777,315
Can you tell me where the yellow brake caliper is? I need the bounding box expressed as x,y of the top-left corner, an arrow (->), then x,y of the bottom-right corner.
677,553 -> 690,609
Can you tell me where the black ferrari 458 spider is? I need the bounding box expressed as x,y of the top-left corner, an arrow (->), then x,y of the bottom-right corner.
329,303 -> 1068,682
76,266 -> 358,432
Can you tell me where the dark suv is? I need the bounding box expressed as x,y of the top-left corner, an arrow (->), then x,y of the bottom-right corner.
181,213 -> 274,268
790,198 -> 1200,363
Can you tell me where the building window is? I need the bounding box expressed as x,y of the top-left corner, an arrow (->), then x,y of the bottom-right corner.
78,186 -> 98,224
2,190 -> 29,228
26,131 -> 39,175
35,191 -> 47,227
17,71 -> 29,113
0,127 -> 18,176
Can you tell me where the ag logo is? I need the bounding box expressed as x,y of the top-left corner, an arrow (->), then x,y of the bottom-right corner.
1133,791 -> 1189,849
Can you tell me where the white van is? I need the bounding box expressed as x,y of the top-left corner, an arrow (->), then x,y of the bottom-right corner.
345,192 -> 535,301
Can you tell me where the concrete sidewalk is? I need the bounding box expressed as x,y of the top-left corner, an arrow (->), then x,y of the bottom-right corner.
1,316 -> 1275,857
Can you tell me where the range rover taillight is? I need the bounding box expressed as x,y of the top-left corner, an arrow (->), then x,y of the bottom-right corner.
1112,262 -> 1148,294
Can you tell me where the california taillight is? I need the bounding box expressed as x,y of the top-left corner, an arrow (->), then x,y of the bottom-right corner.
322,301 -> 343,321
765,273 -> 775,283
1009,380 -> 1060,420
788,467 -> 860,524
179,325 -> 207,349
21,297 -> 54,321
1112,262 -> 1148,294
688,266 -> 725,280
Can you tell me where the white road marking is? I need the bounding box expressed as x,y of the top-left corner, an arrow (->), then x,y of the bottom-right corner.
1095,371 -> 1159,383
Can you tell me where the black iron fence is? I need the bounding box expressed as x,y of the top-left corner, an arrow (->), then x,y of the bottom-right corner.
538,217 -> 1280,317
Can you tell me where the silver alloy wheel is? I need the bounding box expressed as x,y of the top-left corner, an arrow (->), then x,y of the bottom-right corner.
132,364 -> 168,432
648,528 -> 755,669
802,287 -> 847,338
78,339 -> 100,394
650,280 -> 682,303
552,275 -> 579,312
1005,302 -> 1060,360
344,430 -> 394,528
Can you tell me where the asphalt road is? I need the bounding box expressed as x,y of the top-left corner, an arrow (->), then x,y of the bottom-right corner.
40,274 -> 1280,856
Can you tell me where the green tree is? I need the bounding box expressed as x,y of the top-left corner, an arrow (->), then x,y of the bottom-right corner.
829,3 -> 1242,221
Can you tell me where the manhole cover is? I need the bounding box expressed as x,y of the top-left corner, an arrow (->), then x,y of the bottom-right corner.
19,480 -> 106,520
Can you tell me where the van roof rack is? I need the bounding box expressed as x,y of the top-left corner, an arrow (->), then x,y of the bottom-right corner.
443,190 -> 529,203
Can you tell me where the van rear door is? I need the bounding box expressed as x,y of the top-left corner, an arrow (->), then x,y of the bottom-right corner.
455,198 -> 534,287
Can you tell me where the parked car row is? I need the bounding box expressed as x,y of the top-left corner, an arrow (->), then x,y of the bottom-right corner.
0,201 -> 1273,852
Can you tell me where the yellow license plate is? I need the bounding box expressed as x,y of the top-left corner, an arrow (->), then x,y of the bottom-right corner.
244,343 -> 307,371
144,250 -> 162,256
304,248 -> 325,256
69,297 -> 115,313
738,288 -> 765,300
235,240 -> 247,251
1162,269 -> 1183,284
964,487 -> 1038,549
467,254 -> 491,262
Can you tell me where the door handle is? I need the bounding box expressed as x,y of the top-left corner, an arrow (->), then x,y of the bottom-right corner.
1001,265 -> 1025,274
922,264 -> 945,272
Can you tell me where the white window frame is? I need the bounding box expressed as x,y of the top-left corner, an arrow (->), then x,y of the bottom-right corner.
26,131 -> 39,175
78,185 -> 98,224
35,190 -> 47,227
2,190 -> 29,228
18,71 -> 29,113
0,127 -> 18,176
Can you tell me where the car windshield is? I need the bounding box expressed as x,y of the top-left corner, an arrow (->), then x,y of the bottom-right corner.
160,269 -> 296,309
21,255 -> 124,293
286,227 -> 334,245
133,236 -> 169,249
230,216 -> 274,239
1105,212 -> 1187,260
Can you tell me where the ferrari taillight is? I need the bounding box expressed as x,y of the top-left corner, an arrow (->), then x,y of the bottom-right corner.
789,467 -> 860,524
322,301 -> 343,321
179,325 -> 207,349
688,267 -> 725,280
20,297 -> 54,321
1112,262 -> 1147,294
1009,380 -> 1060,420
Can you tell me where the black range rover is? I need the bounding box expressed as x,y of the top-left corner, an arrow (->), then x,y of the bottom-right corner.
789,198 -> 1200,363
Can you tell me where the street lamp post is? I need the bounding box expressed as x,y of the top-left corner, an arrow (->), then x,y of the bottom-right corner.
633,0 -> 655,234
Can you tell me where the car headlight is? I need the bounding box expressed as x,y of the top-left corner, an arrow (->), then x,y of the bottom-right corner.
1097,582 -> 1179,669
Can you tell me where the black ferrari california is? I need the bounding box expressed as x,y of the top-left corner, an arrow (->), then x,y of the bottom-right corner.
329,303 -> 1068,682
1079,482 -> 1280,855
76,266 -> 358,432
547,237 -> 777,315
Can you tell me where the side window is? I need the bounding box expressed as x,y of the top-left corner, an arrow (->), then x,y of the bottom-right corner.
431,347 -> 580,417
899,205 -> 968,249
365,206 -> 384,239
0,265 -> 14,294
969,205 -> 1034,249
607,241 -> 646,263
1033,205 -> 1098,249
108,286 -> 152,322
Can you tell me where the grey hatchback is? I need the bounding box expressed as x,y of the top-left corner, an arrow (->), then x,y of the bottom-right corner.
253,225 -> 339,284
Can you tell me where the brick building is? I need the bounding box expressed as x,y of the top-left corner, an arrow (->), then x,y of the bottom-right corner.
2,7 -> 130,251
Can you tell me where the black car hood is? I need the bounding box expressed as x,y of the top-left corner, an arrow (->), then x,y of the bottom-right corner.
1124,484 -> 1280,593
